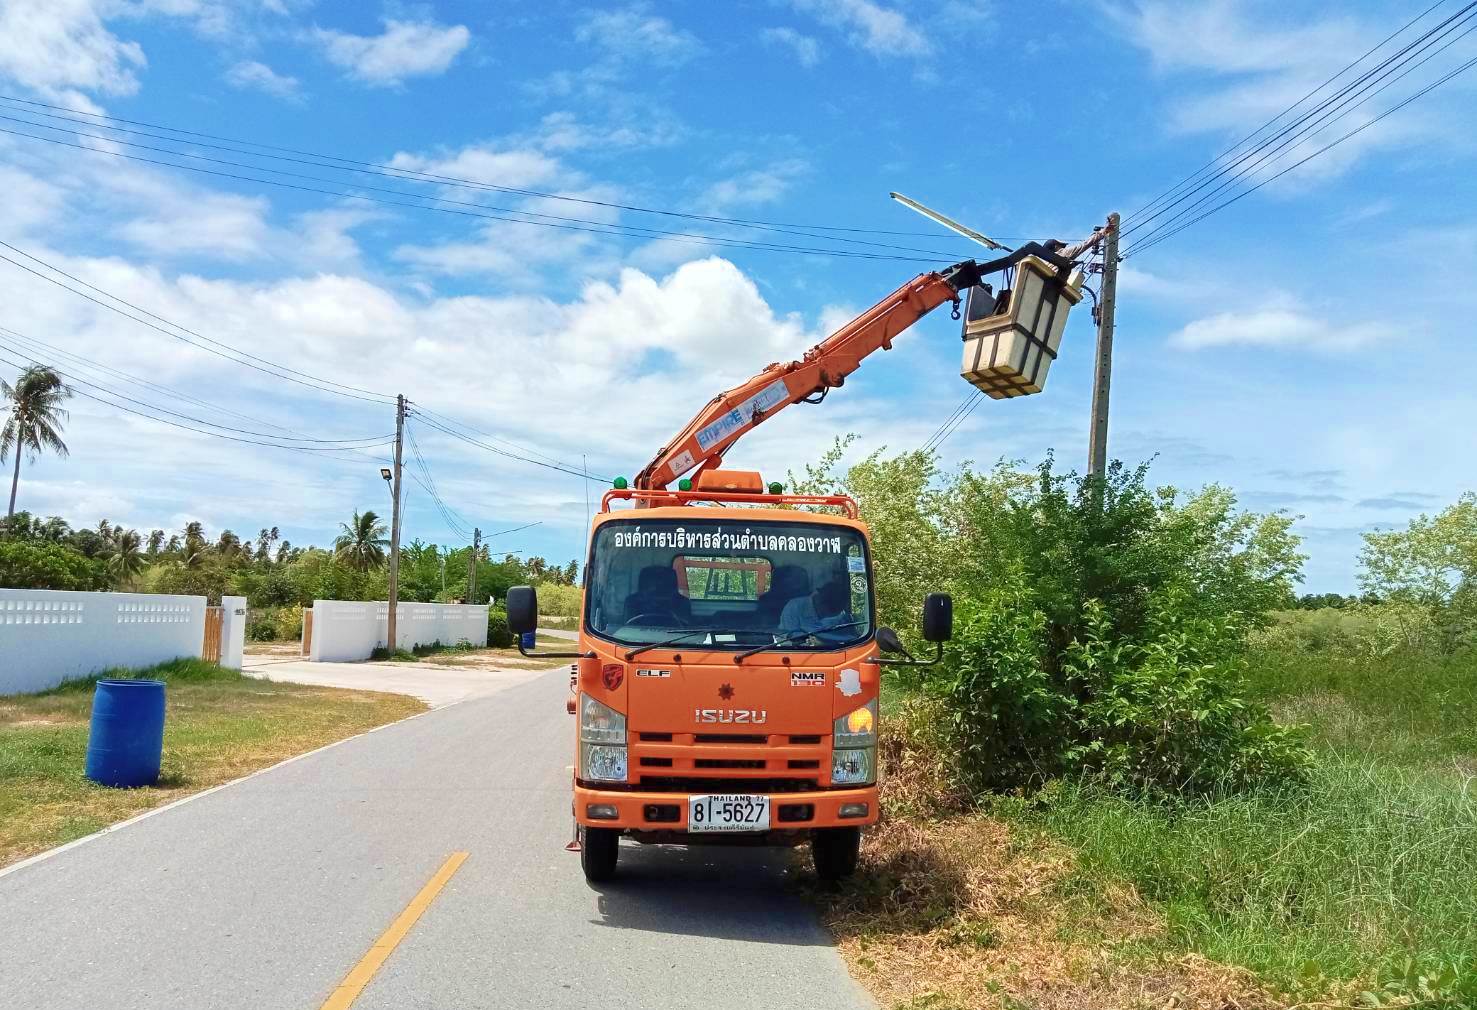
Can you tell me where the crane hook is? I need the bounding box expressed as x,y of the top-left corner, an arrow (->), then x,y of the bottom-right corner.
950,298 -> 962,321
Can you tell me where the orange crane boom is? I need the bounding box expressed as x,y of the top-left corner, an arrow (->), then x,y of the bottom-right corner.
634,245 -> 1077,491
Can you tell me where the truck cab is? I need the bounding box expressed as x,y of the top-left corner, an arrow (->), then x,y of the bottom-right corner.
507,476 -> 942,883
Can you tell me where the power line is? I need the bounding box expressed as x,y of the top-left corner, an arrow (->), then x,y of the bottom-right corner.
1123,4 -> 1477,248
411,410 -> 610,481
0,241 -> 395,404
0,347 -> 394,453
0,327 -> 392,442
0,121 -> 952,264
1123,0 -> 1454,228
920,389 -> 979,454
0,93 -> 996,246
1127,49 -> 1477,259
406,423 -> 474,541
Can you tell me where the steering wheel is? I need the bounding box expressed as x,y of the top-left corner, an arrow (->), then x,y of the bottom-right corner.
625,611 -> 684,628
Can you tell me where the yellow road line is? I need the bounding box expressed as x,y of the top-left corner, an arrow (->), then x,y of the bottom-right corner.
318,851 -> 469,1010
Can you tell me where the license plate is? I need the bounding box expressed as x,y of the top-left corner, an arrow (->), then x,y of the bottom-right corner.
687,793 -> 770,833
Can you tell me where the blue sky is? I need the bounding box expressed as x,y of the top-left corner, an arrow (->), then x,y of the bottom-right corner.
0,0 -> 1472,592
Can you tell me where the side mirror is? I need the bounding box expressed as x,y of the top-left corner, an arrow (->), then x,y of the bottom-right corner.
506,586 -> 537,636
876,627 -> 906,655
922,593 -> 953,643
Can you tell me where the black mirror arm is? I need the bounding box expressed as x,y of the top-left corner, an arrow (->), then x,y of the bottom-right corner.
872,640 -> 944,667
516,639 -> 594,659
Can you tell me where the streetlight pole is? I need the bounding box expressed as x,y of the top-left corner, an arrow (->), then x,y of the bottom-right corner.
1087,213 -> 1120,479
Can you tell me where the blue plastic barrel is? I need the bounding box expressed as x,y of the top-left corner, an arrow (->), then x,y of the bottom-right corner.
520,630 -> 536,650
85,679 -> 167,788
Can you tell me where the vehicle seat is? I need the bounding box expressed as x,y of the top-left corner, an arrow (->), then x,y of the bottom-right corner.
758,565 -> 810,623
623,566 -> 691,623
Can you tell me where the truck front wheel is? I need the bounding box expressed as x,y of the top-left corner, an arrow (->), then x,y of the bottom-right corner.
812,826 -> 861,881
581,826 -> 619,883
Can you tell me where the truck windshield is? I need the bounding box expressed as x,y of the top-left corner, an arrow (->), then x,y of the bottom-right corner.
585,517 -> 872,651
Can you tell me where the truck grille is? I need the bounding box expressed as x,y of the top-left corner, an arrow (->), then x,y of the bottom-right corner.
637,776 -> 819,794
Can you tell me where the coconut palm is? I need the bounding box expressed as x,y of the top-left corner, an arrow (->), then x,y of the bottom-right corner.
146,529 -> 165,555
182,521 -> 205,550
109,529 -> 145,582
2,366 -> 73,520
335,510 -> 388,571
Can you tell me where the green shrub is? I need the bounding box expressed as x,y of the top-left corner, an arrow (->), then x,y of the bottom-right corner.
0,539 -> 109,590
487,607 -> 513,648
536,583 -> 582,619
831,452 -> 1310,798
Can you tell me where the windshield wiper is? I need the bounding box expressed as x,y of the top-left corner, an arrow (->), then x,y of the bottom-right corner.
733,622 -> 869,663
624,628 -> 729,662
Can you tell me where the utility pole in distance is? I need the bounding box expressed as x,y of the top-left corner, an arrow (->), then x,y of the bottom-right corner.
466,527 -> 481,603
1087,212 -> 1120,479
386,394 -> 406,652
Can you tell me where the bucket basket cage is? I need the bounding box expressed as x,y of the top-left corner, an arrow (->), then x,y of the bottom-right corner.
960,255 -> 1084,399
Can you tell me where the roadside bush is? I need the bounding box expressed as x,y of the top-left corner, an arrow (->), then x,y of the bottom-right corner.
819,449 -> 1310,798
487,607 -> 513,648
245,606 -> 303,642
0,539 -> 109,591
536,582 -> 582,619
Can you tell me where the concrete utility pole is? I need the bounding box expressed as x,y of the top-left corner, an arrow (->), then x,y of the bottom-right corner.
386,394 -> 406,651
466,527 -> 481,603
1087,212 -> 1120,479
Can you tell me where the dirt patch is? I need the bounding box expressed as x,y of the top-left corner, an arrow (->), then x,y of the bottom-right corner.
814,814 -> 1280,1010
244,640 -> 303,658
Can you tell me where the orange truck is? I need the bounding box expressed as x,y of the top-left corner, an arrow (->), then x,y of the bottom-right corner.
506,240 -> 1088,883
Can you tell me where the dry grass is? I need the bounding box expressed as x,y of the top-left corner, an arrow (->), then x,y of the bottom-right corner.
0,667 -> 425,868
814,811 -> 1281,1010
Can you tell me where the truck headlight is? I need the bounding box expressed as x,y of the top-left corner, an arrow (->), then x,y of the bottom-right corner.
832,747 -> 874,785
580,694 -> 626,745
581,742 -> 629,782
834,698 -> 877,748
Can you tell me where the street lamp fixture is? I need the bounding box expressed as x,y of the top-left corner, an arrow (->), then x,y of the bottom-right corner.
380,467 -> 392,482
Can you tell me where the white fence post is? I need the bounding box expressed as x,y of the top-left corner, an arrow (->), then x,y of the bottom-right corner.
0,588 -> 207,695
219,595 -> 247,671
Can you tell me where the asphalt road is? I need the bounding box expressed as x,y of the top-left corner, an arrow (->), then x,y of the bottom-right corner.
241,654 -> 547,706
0,669 -> 873,1010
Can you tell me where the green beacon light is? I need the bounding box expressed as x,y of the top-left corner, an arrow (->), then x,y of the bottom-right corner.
677,478 -> 693,491
613,476 -> 628,490
768,482 -> 784,494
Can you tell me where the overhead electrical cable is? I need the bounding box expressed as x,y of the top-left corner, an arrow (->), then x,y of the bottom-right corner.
0,93 -> 999,246
411,411 -> 610,482
0,122 -> 951,264
0,347 -> 394,453
1127,50 -> 1477,259
411,404 -> 592,472
1122,0 -> 1477,241
920,389 -> 980,454
406,423 -> 474,541
0,242 -> 394,404
1124,6 -> 1477,247
1123,0 -> 1454,227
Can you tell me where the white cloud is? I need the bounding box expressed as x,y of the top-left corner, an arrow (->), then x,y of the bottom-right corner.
1169,308 -> 1390,352
574,7 -> 701,66
701,160 -> 810,211
313,18 -> 470,86
762,26 -> 822,68
387,144 -> 567,191
224,59 -> 299,98
0,0 -> 146,97
789,0 -> 932,58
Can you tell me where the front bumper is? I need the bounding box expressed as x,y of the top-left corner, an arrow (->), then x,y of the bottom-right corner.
574,782 -> 879,832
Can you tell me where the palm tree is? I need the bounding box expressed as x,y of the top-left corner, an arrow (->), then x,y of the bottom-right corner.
109,529 -> 145,582
182,521 -> 205,551
146,529 -> 165,555
216,529 -> 240,555
2,366 -> 73,520
335,510 -> 388,571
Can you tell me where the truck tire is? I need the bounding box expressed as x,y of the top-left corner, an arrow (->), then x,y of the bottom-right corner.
812,826 -> 861,882
581,826 -> 619,883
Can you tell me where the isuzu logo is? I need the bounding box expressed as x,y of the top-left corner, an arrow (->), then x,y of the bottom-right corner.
694,708 -> 768,725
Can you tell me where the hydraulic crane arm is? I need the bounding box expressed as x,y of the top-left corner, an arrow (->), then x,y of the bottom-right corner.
634,244 -> 1075,491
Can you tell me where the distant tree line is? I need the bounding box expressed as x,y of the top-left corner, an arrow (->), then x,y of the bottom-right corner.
0,508 -> 577,607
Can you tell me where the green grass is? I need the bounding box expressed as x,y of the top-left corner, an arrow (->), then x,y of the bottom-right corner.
0,658 -> 425,868
1002,643 -> 1477,998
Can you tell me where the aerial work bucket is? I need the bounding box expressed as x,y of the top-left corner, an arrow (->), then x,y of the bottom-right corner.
960,255 -> 1084,399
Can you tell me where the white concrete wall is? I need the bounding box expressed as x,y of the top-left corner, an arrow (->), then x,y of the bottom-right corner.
220,595 -> 247,671
0,588 -> 207,695
307,600 -> 487,663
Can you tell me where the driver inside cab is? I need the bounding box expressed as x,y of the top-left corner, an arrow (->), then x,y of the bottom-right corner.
778,562 -> 851,638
